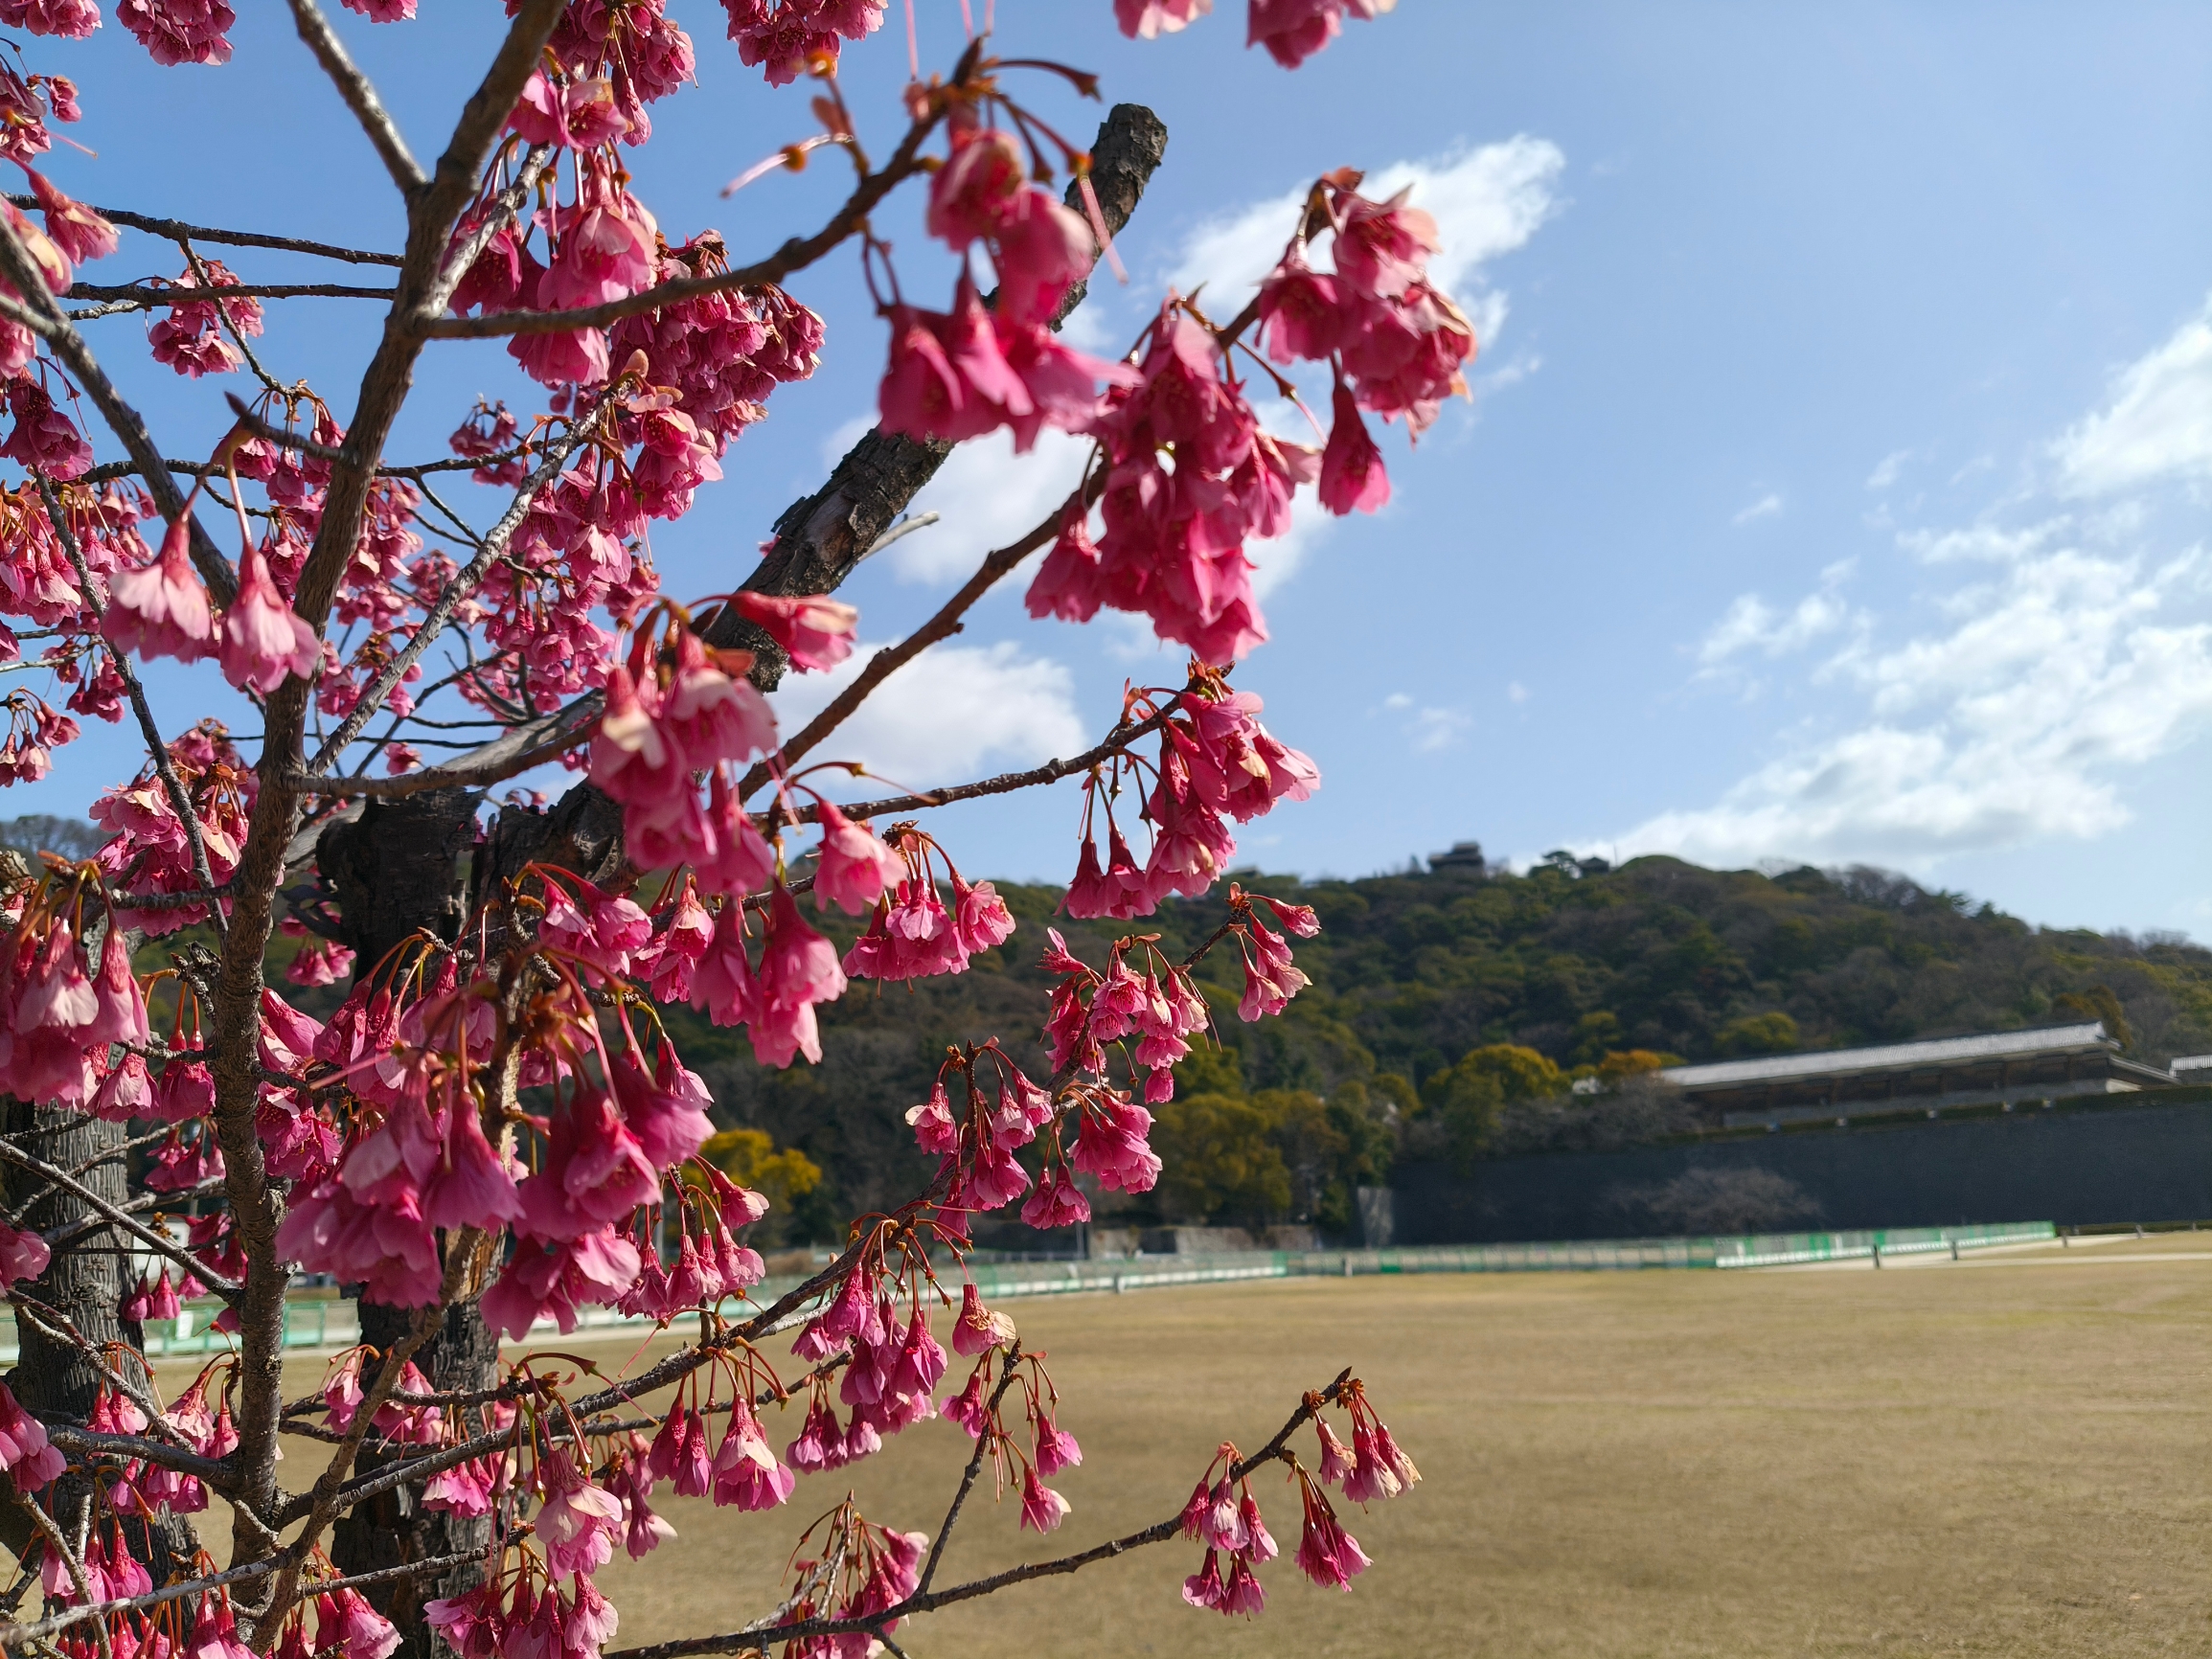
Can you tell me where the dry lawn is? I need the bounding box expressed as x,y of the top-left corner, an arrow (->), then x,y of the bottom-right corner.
277,1234 -> 2212,1657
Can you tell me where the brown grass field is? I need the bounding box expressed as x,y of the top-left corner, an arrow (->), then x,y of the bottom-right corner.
255,1232 -> 2212,1657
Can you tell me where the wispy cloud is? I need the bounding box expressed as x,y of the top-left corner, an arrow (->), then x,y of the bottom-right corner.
1696,561 -> 1859,679
1866,449 -> 1910,490
1732,491 -> 1784,526
2053,293 -> 2212,495
1618,299 -> 2212,871
1170,135 -> 1565,342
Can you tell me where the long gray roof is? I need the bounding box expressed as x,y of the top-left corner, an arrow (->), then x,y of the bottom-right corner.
1662,1021 -> 2112,1091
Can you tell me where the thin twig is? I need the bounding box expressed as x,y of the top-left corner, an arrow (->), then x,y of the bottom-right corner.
37,480 -> 229,938
0,218 -> 238,605
285,0 -> 426,193
917,1345 -> 1025,1594
600,1370 -> 1357,1659
0,195 -> 401,266
0,1139 -> 241,1300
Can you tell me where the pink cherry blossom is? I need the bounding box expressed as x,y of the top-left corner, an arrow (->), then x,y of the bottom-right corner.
0,1217 -> 50,1286
728,590 -> 856,671
812,801 -> 902,915
1019,1466 -> 1070,1534
1318,379 -> 1390,514
1115,0 -> 1212,38
0,1380 -> 63,1489
217,545 -> 318,693
104,511 -> 214,664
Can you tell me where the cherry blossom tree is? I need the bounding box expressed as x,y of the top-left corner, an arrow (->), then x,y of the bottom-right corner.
0,0 -> 1465,1653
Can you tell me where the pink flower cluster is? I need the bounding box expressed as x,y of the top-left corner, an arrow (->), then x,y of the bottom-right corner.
842,821 -> 1015,983
771,1510 -> 926,1659
115,0 -> 233,64
878,126 -> 1134,454
516,0 -> 696,139
588,613 -> 779,876
609,243 -> 823,460
1175,1383 -> 1410,1619
615,1159 -> 768,1321
1178,1452 -> 1276,1616
1062,671 -> 1318,921
0,1379 -> 63,1490
0,898 -> 148,1107
1024,305 -> 1297,663
426,1567 -> 620,1659
718,0 -> 884,88
1046,934 -> 1210,1105
903,1042 -> 1056,1226
0,0 -> 98,40
148,259 -> 262,378
1257,175 -> 1477,443
91,722 -> 251,934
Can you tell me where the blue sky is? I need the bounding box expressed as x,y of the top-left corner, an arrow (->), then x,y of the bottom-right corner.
25,3 -> 2212,935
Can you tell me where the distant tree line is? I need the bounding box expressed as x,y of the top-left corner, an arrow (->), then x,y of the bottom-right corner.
39,813 -> 2208,1240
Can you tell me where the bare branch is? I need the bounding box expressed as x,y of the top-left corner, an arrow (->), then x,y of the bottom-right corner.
37,479 -> 228,935
0,1138 -> 242,1300
815,703 -> 1180,826
0,217 -> 239,606
307,378 -> 629,772
286,0 -> 426,194
65,280 -> 396,306
46,1425 -> 234,1486
0,195 -> 400,266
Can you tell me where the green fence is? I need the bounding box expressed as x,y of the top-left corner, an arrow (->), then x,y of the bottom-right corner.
0,1221 -> 2061,1360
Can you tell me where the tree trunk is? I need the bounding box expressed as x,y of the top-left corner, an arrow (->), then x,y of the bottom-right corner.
322,787 -> 497,1656
0,1100 -> 196,1577
330,1301 -> 501,1658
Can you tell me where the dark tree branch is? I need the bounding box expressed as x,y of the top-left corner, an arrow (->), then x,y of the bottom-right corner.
599,1370 -> 1356,1659
286,0 -> 427,194
0,220 -> 239,606
0,195 -> 401,266
66,281 -> 396,305
0,1139 -> 241,1299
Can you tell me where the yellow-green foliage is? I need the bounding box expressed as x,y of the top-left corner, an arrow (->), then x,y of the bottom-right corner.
700,1127 -> 823,1215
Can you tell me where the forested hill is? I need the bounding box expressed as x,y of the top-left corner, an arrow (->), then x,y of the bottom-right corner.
663,849 -> 2212,1230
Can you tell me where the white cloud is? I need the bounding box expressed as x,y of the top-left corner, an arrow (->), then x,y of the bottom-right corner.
1507,681 -> 1530,704
1898,521 -> 2061,564
1732,491 -> 1784,526
1477,352 -> 1542,394
1697,580 -> 1855,671
1169,135 -> 1565,329
766,641 -> 1086,788
2054,294 -> 2212,495
1383,692 -> 1413,710
1866,449 -> 1910,490
1409,706 -> 1472,752
886,427 -> 1093,586
1625,536 -> 2212,870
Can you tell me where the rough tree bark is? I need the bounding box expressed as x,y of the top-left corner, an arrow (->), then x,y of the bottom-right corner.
320,790 -> 493,1656
0,1099 -> 196,1578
